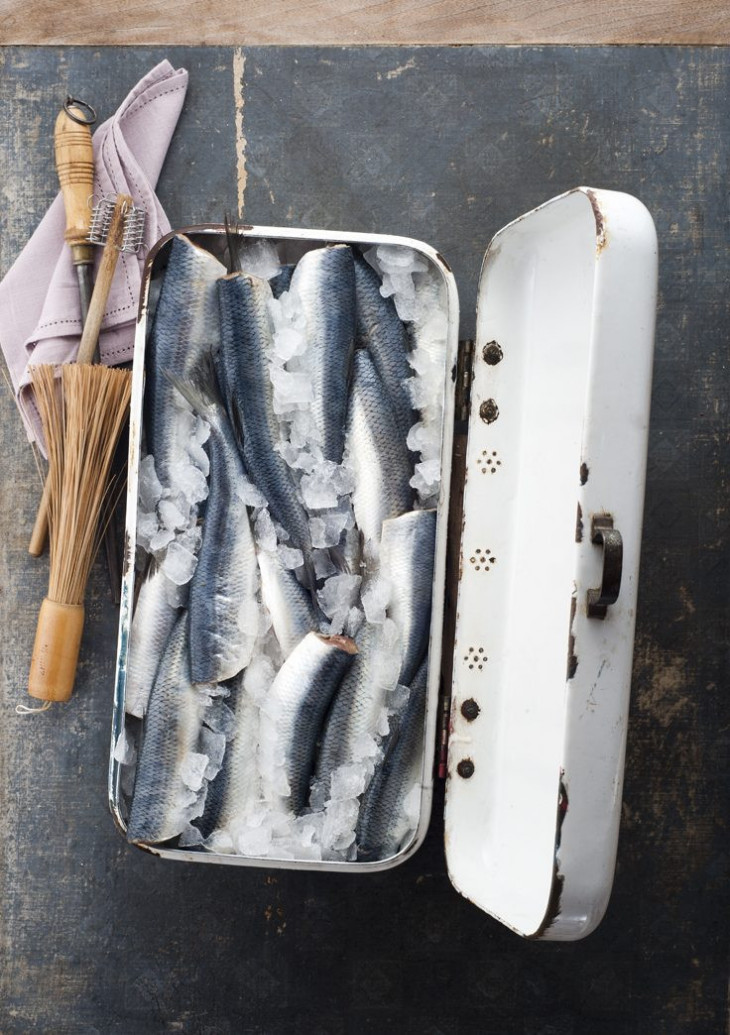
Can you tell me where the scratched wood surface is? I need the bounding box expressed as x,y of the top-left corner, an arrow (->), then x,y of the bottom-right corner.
0,46 -> 728,1034
0,0 -> 729,44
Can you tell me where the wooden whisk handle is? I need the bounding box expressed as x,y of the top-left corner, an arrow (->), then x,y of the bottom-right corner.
28,598 -> 85,702
54,107 -> 94,266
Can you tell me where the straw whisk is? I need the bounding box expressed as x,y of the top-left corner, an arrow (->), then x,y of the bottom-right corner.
28,362 -> 132,703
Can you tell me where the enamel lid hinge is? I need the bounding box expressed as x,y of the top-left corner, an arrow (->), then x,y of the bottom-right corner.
436,337 -> 475,779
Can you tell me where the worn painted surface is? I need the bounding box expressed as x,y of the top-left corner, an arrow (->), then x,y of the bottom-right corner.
0,46 -> 728,1033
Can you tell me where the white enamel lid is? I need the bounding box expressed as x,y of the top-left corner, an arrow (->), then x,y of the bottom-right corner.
444,187 -> 658,939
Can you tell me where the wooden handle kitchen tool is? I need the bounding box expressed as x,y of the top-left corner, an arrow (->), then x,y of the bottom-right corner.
29,193 -> 138,557
28,599 -> 85,702
54,105 -> 95,267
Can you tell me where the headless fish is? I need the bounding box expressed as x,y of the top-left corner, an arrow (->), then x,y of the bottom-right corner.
290,244 -> 356,464
195,671 -> 261,843
216,273 -> 313,572
127,612 -> 210,844
124,563 -> 181,719
345,349 -> 413,562
355,659 -> 428,862
262,632 -> 357,815
144,235 -> 225,489
380,509 -> 437,686
353,251 -> 414,443
169,363 -> 259,685
313,619 -> 393,798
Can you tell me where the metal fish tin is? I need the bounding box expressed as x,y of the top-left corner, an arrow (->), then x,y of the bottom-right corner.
111,187 -> 657,941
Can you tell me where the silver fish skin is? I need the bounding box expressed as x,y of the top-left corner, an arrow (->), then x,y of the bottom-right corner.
196,672 -> 261,839
172,365 -> 259,684
345,349 -> 413,559
216,680 -> 261,832
144,235 -> 225,488
258,549 -> 320,657
355,660 -> 428,862
267,632 -> 357,815
124,564 -> 181,718
290,245 -> 356,464
216,273 -> 313,563
313,620 -> 389,793
380,509 -> 437,687
353,252 -> 414,443
127,612 -> 208,844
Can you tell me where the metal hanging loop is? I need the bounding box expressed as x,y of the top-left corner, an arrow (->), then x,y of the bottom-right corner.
63,95 -> 97,126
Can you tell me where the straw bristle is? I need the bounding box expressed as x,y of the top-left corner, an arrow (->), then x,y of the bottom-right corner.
30,363 -> 132,606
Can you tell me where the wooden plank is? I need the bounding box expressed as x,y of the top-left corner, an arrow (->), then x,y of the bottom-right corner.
0,0 -> 728,46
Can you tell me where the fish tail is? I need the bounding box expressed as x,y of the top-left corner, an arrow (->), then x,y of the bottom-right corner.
162,354 -> 224,419
224,210 -> 241,274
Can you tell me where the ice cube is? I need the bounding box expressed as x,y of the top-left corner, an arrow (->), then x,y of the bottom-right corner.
136,508 -> 160,552
237,822 -> 274,857
158,498 -> 187,531
272,325 -> 307,362
113,726 -> 137,767
388,683 -> 412,714
236,238 -> 281,281
361,576 -> 391,625
180,751 -> 209,792
329,763 -> 369,801
168,457 -> 209,509
312,548 -> 337,581
199,727 -> 227,780
270,366 -> 314,413
255,508 -> 278,553
237,477 -> 268,510
207,829 -> 235,854
321,798 -> 360,852
160,539 -> 198,585
300,467 -> 339,511
317,573 -> 361,621
202,698 -> 236,738
278,545 -> 304,570
138,454 -> 164,512
149,526 -> 176,554
244,654 -> 277,703
310,506 -> 351,549
178,823 -> 205,848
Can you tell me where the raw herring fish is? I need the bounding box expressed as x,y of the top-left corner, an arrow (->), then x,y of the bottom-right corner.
313,620 -> 391,796
356,660 -> 428,862
380,509 -> 437,686
263,632 -> 357,815
172,364 -> 259,685
345,349 -> 413,558
216,273 -> 313,565
290,244 -> 356,464
124,564 -> 181,718
353,251 -> 414,443
144,234 -> 225,489
195,672 -> 261,842
258,548 -> 320,657
127,613 -> 210,844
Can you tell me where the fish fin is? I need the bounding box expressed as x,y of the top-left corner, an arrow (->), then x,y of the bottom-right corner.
162,354 -> 223,417
227,395 -> 247,454
327,542 -> 350,575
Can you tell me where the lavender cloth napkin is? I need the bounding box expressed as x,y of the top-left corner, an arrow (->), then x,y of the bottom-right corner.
0,60 -> 188,447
